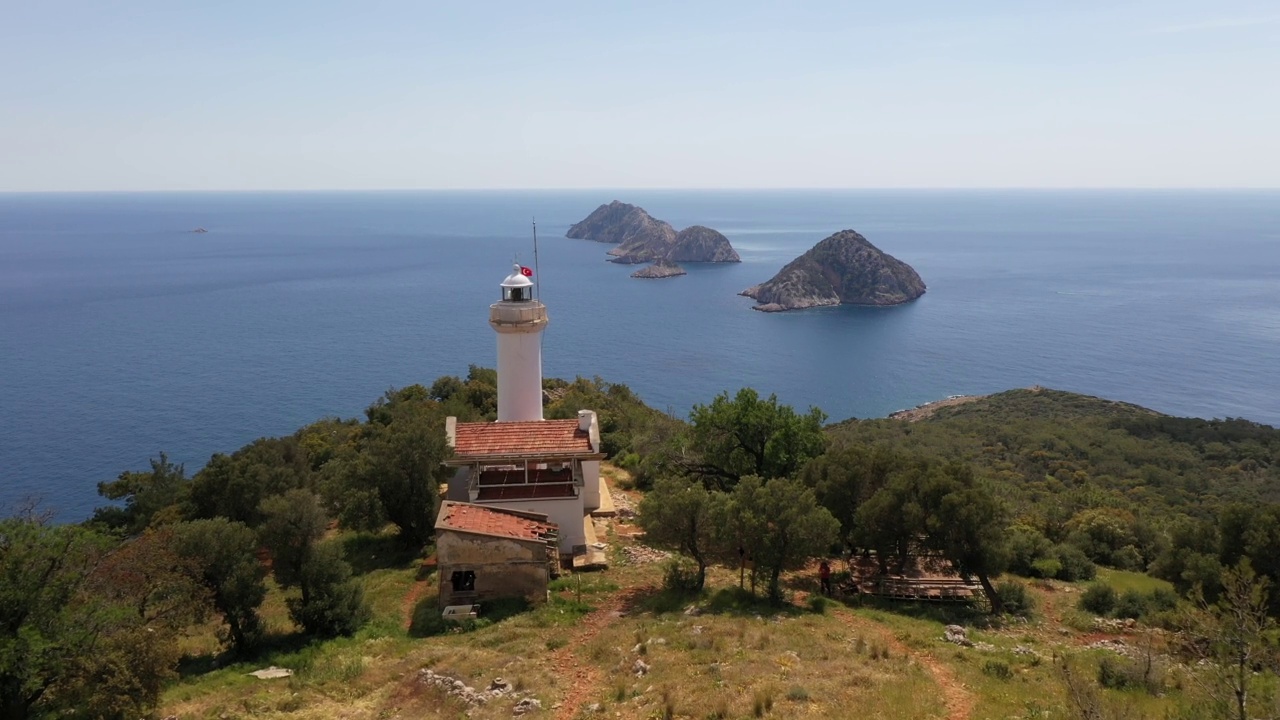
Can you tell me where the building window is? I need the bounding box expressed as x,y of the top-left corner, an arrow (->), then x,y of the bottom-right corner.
450,570 -> 476,592
507,287 -> 525,301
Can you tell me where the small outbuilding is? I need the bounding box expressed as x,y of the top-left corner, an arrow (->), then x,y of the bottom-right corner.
434,501 -> 560,610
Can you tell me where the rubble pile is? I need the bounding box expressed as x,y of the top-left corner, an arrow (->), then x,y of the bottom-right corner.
622,545 -> 670,565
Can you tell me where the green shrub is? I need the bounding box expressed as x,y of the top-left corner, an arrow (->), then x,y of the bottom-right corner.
996,579 -> 1035,617
982,660 -> 1013,680
1031,557 -> 1063,579
1097,655 -> 1145,690
1079,583 -> 1117,616
1054,544 -> 1097,581
1112,589 -> 1149,620
662,558 -> 702,593
785,685 -> 811,701
806,595 -> 829,614
1147,587 -> 1179,613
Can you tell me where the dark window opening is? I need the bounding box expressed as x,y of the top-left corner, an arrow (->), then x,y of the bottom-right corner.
507,287 -> 526,301
450,570 -> 476,592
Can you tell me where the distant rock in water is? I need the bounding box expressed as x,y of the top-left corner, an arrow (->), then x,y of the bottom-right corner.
630,259 -> 687,279
741,230 -> 925,312
190,227 -> 208,234
669,226 -> 740,263
567,201 -> 740,266
566,200 -> 676,247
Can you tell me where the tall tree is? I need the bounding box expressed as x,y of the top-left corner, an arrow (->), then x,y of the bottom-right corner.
258,489 -> 328,588
172,519 -> 267,653
1180,560 -> 1276,720
257,491 -> 367,636
717,476 -> 839,603
287,542 -> 369,638
920,463 -> 1011,614
687,388 -> 827,489
637,477 -> 722,590
92,452 -> 188,534
852,470 -> 926,574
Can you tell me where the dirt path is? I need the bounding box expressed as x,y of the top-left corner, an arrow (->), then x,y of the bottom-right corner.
551,588 -> 646,720
834,608 -> 974,720
401,578 -> 431,630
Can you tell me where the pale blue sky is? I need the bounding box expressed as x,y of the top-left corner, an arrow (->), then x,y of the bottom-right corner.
3,1 -> 1278,190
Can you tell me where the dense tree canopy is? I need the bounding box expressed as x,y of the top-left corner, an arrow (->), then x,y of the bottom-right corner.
686,388 -> 827,489
189,437 -> 313,526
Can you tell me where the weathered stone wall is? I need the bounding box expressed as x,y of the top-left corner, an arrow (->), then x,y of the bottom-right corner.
437,530 -> 552,608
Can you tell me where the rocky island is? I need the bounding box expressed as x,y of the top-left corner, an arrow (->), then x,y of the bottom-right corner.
567,201 -> 740,267
630,259 -> 687,279
741,229 -> 925,312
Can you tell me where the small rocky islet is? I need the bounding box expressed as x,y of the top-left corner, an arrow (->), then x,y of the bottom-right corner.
630,258 -> 687,279
741,229 -> 926,312
566,201 -> 740,265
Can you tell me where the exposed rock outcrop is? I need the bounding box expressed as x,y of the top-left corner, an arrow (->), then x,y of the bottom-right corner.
567,201 -> 740,266
741,230 -> 925,312
630,259 -> 687,279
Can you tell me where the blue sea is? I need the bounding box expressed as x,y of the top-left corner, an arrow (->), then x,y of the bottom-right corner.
2,190 -> 1279,520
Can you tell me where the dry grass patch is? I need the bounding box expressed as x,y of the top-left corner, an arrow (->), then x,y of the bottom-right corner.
573,591 -> 943,719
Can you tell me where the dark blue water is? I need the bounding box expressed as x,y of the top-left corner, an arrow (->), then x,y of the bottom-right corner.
2,190 -> 1279,520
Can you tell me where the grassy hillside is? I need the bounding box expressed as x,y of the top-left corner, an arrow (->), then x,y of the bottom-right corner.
158,479 -> 1202,720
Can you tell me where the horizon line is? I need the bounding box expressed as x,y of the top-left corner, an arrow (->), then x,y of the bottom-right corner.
3,186 -> 1280,195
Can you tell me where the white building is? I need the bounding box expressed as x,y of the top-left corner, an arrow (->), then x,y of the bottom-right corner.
442,265 -> 607,560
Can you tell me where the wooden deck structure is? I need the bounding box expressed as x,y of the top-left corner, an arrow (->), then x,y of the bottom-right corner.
841,553 -> 982,603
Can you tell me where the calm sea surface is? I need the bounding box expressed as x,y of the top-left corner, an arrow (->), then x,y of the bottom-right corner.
2,190 -> 1278,520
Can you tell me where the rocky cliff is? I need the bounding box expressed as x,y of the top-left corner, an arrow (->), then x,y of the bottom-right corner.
741,230 -> 925,312
567,202 -> 740,265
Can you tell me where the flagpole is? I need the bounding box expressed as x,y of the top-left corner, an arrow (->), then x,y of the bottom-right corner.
532,217 -> 541,301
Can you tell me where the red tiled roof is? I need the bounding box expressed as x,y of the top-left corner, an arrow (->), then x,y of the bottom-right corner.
452,419 -> 594,458
435,501 -> 558,542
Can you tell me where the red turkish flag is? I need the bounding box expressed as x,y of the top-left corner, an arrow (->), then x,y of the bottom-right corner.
520,266 -> 533,277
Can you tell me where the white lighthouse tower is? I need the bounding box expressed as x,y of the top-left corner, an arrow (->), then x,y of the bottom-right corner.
490,265 -> 547,422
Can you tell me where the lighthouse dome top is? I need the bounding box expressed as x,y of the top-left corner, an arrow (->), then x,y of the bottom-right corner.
500,264 -> 534,302
501,265 -> 534,289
